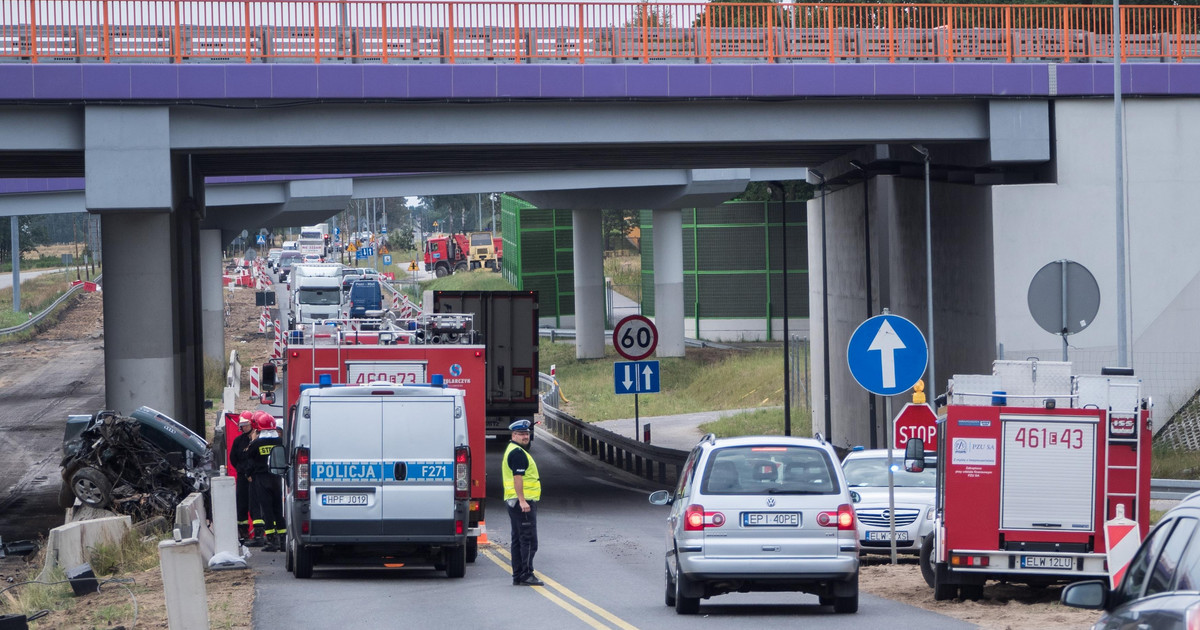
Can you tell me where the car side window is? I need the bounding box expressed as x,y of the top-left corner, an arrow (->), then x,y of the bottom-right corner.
1145,517 -> 1197,596
675,448 -> 701,499
1173,517 -> 1200,591
1120,519 -> 1179,600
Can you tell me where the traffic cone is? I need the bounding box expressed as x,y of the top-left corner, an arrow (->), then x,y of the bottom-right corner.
478,521 -> 489,545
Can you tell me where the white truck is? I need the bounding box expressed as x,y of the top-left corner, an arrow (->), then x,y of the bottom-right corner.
289,263 -> 344,327
267,380 -> 472,579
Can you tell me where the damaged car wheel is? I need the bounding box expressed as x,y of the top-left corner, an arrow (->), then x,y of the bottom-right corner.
70,467 -> 112,509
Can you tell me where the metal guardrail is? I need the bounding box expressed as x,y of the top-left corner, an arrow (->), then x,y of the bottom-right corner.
0,274 -> 102,338
539,372 -> 687,487
1151,478 -> 1200,501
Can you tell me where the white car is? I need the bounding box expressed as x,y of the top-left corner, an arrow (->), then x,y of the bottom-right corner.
841,448 -> 936,556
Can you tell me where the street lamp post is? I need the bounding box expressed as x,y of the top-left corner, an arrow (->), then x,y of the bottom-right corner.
770,182 -> 792,436
811,170 -> 832,440
1113,0 -> 1129,367
912,145 -> 936,404
850,159 -> 877,448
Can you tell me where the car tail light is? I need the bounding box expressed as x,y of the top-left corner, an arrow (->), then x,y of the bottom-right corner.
456,520 -> 464,535
950,554 -> 989,567
816,504 -> 856,530
295,447 -> 310,501
683,504 -> 725,530
1187,600 -> 1200,630
454,447 -> 470,500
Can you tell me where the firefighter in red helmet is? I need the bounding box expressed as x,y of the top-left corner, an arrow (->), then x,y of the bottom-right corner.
247,413 -> 286,552
230,411 -> 256,545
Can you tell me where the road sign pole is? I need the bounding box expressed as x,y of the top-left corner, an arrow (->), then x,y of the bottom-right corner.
886,395 -> 897,565
634,393 -> 640,444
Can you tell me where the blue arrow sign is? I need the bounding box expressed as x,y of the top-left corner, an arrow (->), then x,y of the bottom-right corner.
847,314 -> 928,396
614,360 -> 660,395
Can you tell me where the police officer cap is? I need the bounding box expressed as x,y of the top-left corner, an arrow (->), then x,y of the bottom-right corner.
509,419 -> 532,432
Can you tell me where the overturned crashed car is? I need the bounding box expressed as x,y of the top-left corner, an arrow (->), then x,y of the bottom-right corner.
59,407 -> 213,520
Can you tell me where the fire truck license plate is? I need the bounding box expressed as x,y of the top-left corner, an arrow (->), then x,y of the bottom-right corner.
742,512 -> 800,527
322,494 -> 368,506
1020,555 -> 1074,569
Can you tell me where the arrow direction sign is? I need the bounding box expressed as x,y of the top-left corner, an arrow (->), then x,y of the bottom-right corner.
847,314 -> 928,396
868,320 -> 906,389
614,360 -> 660,395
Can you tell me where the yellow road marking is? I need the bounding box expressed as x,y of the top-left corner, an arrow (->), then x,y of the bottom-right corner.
484,547 -> 639,630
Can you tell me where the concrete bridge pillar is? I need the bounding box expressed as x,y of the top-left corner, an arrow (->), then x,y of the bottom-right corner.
652,208 -> 685,357
87,106 -> 205,432
200,229 -> 225,365
572,209 -> 605,359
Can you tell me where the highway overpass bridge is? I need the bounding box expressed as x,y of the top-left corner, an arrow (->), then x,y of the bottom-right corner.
3,1 -> 1200,449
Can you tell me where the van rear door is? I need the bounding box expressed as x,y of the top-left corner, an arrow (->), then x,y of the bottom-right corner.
308,397 -> 385,536
380,397 -> 457,536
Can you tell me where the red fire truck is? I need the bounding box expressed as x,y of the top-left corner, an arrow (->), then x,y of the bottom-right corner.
271,314 -> 490,560
423,232 -> 503,277
905,360 -> 1152,600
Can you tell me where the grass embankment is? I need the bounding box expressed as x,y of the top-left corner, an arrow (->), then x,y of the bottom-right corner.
1152,447 -> 1200,480
0,267 -> 102,334
542,340 -> 812,438
0,525 -> 169,626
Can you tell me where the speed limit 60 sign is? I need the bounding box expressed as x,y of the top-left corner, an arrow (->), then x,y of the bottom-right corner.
613,315 -> 658,361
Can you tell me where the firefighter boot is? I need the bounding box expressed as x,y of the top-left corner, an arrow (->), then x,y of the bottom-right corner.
238,524 -> 249,544
244,532 -> 264,548
263,533 -> 281,552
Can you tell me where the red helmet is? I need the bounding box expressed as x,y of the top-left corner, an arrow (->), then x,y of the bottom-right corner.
238,410 -> 254,425
253,412 -> 277,431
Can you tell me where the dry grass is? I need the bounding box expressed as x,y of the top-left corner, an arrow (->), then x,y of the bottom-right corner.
0,268 -> 102,330
604,252 -> 641,302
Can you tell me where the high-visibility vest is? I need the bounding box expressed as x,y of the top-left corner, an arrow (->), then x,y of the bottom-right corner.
502,442 -> 541,502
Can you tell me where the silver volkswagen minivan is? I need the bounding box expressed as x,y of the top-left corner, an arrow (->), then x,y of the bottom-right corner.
649,434 -> 860,614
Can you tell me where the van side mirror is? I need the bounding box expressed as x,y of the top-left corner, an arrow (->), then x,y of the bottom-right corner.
904,438 -> 926,473
648,490 -> 672,506
267,445 -> 288,476
261,363 -> 277,392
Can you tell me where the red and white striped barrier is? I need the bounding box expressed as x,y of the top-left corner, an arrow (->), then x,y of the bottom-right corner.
249,366 -> 260,398
1105,505 -> 1141,588
258,309 -> 269,333
392,292 -> 400,310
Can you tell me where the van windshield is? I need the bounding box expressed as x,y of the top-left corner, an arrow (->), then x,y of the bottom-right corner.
298,288 -> 340,305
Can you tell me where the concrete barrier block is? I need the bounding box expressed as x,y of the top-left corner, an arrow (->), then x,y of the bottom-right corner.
175,493 -> 216,564
37,515 -> 132,582
159,537 -> 209,630
222,386 -> 237,412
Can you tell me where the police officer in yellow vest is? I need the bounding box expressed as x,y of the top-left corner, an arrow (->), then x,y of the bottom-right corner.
503,419 -> 544,586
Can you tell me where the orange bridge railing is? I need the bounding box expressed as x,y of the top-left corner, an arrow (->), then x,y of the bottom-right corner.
2,1 -> 1199,64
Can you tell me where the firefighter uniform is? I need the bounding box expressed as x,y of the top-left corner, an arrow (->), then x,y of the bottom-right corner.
247,425 -> 286,552
228,421 -> 255,543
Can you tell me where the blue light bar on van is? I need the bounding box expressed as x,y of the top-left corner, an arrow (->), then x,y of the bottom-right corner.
431,374 -> 445,388
319,374 -> 332,388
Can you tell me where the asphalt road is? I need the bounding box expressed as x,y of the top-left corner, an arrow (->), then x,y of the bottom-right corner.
0,267 -> 73,291
250,431 -> 974,629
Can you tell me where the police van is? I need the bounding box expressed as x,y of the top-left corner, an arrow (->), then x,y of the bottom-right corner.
269,377 -> 471,579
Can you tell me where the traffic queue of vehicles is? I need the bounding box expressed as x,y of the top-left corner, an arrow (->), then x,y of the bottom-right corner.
250,285 -> 538,579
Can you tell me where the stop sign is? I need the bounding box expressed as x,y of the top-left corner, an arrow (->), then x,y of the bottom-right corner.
893,403 -> 938,451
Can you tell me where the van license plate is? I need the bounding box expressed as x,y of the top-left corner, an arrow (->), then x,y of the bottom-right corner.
322,494 -> 368,506
1020,555 -> 1074,569
742,512 -> 800,527
867,531 -> 909,541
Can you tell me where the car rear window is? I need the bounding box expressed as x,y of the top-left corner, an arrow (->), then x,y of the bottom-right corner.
843,457 -> 938,488
701,445 -> 839,495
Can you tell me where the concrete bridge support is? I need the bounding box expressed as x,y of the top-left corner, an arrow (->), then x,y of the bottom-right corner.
810,174 -> 995,449
573,209 -> 605,359
200,229 -> 225,365
87,106 -> 206,432
652,209 -> 685,358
